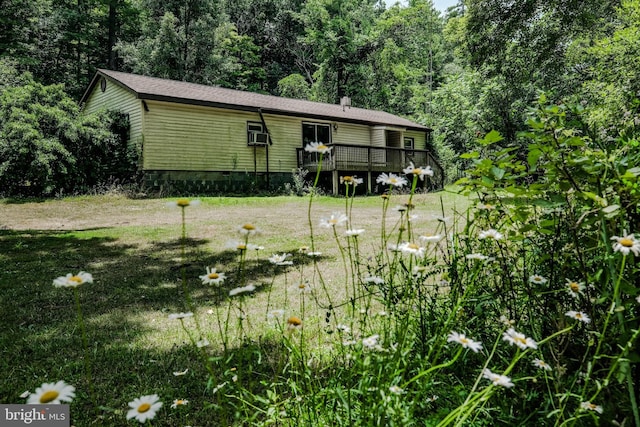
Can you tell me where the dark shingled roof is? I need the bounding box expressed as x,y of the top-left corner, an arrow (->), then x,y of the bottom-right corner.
82,69 -> 430,132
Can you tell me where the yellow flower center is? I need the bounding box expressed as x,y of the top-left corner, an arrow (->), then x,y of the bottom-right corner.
287,316 -> 302,326
242,224 -> 256,231
460,337 -> 469,345
175,399 -> 186,405
69,276 -> 83,284
515,336 -> 527,345
342,176 -> 353,182
569,282 -> 580,292
176,198 -> 190,207
237,244 -> 246,250
298,283 -> 307,289
39,390 -> 59,403
587,403 -> 596,410
620,237 -> 634,247
317,144 -> 327,150
408,243 -> 419,250
208,273 -> 219,279
575,313 -> 583,319
412,168 -> 421,175
137,403 -> 151,413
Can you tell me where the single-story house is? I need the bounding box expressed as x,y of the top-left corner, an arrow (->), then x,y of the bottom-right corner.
80,69 -> 443,194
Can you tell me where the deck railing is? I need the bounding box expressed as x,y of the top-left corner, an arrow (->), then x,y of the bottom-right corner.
296,143 -> 444,190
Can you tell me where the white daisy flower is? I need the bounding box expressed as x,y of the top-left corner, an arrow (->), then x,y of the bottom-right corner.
419,234 -> 443,243
611,232 -> 640,256
226,240 -> 248,251
53,272 -> 93,288
398,242 -> 425,257
196,339 -> 210,348
126,394 -> 162,423
268,253 -> 293,266
466,253 -> 489,261
345,229 -> 365,236
171,399 -> 188,409
389,385 -> 405,394
476,203 -> 496,210
307,251 -> 323,257
292,281 -> 312,294
482,369 -> 514,388
565,279 -> 585,298
364,276 -> 384,285
287,316 -> 303,331
532,359 -> 552,371
362,334 -> 380,349
166,199 -> 200,208
172,369 -> 189,376
26,381 -> 75,404
478,229 -> 503,240
447,331 -> 483,353
403,162 -> 434,180
376,172 -> 408,188
499,315 -> 515,326
529,274 -> 548,285
340,175 -> 364,186
580,401 -> 603,414
238,223 -> 259,235
320,212 -> 348,228
565,310 -> 591,324
229,284 -> 256,296
304,142 -> 332,154
502,328 -> 537,350
199,267 -> 226,285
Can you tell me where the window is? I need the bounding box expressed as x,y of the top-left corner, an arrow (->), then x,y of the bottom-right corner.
247,122 -> 269,145
302,122 -> 331,146
404,137 -> 415,150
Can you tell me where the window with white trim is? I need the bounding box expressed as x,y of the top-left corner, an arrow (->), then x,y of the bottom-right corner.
404,137 -> 415,150
302,122 -> 331,146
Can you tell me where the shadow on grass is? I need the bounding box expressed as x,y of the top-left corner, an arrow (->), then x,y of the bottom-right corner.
0,229 -> 320,425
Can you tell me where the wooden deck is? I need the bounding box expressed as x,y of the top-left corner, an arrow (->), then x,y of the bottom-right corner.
296,144 -> 444,193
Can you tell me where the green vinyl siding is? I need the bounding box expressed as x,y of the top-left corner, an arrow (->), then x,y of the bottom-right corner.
142,101 -> 305,172
404,130 -> 426,149
83,78 -> 143,146
333,122 -> 370,146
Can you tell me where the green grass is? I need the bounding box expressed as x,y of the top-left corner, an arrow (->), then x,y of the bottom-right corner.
1,190 -> 469,426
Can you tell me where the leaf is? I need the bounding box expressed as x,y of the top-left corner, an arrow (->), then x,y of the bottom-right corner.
491,166 -> 505,180
601,204 -> 620,214
460,151 -> 479,159
527,148 -> 542,170
478,130 -> 503,147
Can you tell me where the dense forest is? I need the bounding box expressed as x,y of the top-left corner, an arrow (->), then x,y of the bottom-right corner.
1,0 -> 639,195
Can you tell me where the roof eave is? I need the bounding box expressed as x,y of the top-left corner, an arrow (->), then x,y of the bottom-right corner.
138,93 -> 431,131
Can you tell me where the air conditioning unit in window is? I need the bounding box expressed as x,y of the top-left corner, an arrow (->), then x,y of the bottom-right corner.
248,131 -> 269,146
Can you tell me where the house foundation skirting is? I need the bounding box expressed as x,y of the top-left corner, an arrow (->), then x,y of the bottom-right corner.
143,170 -> 293,195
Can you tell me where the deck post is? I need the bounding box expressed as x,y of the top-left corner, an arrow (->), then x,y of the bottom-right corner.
367,146 -> 373,194
332,170 -> 339,195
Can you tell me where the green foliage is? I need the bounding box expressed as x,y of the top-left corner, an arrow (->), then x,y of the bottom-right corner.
0,67 -> 139,197
277,73 -> 311,99
458,96 -> 640,424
